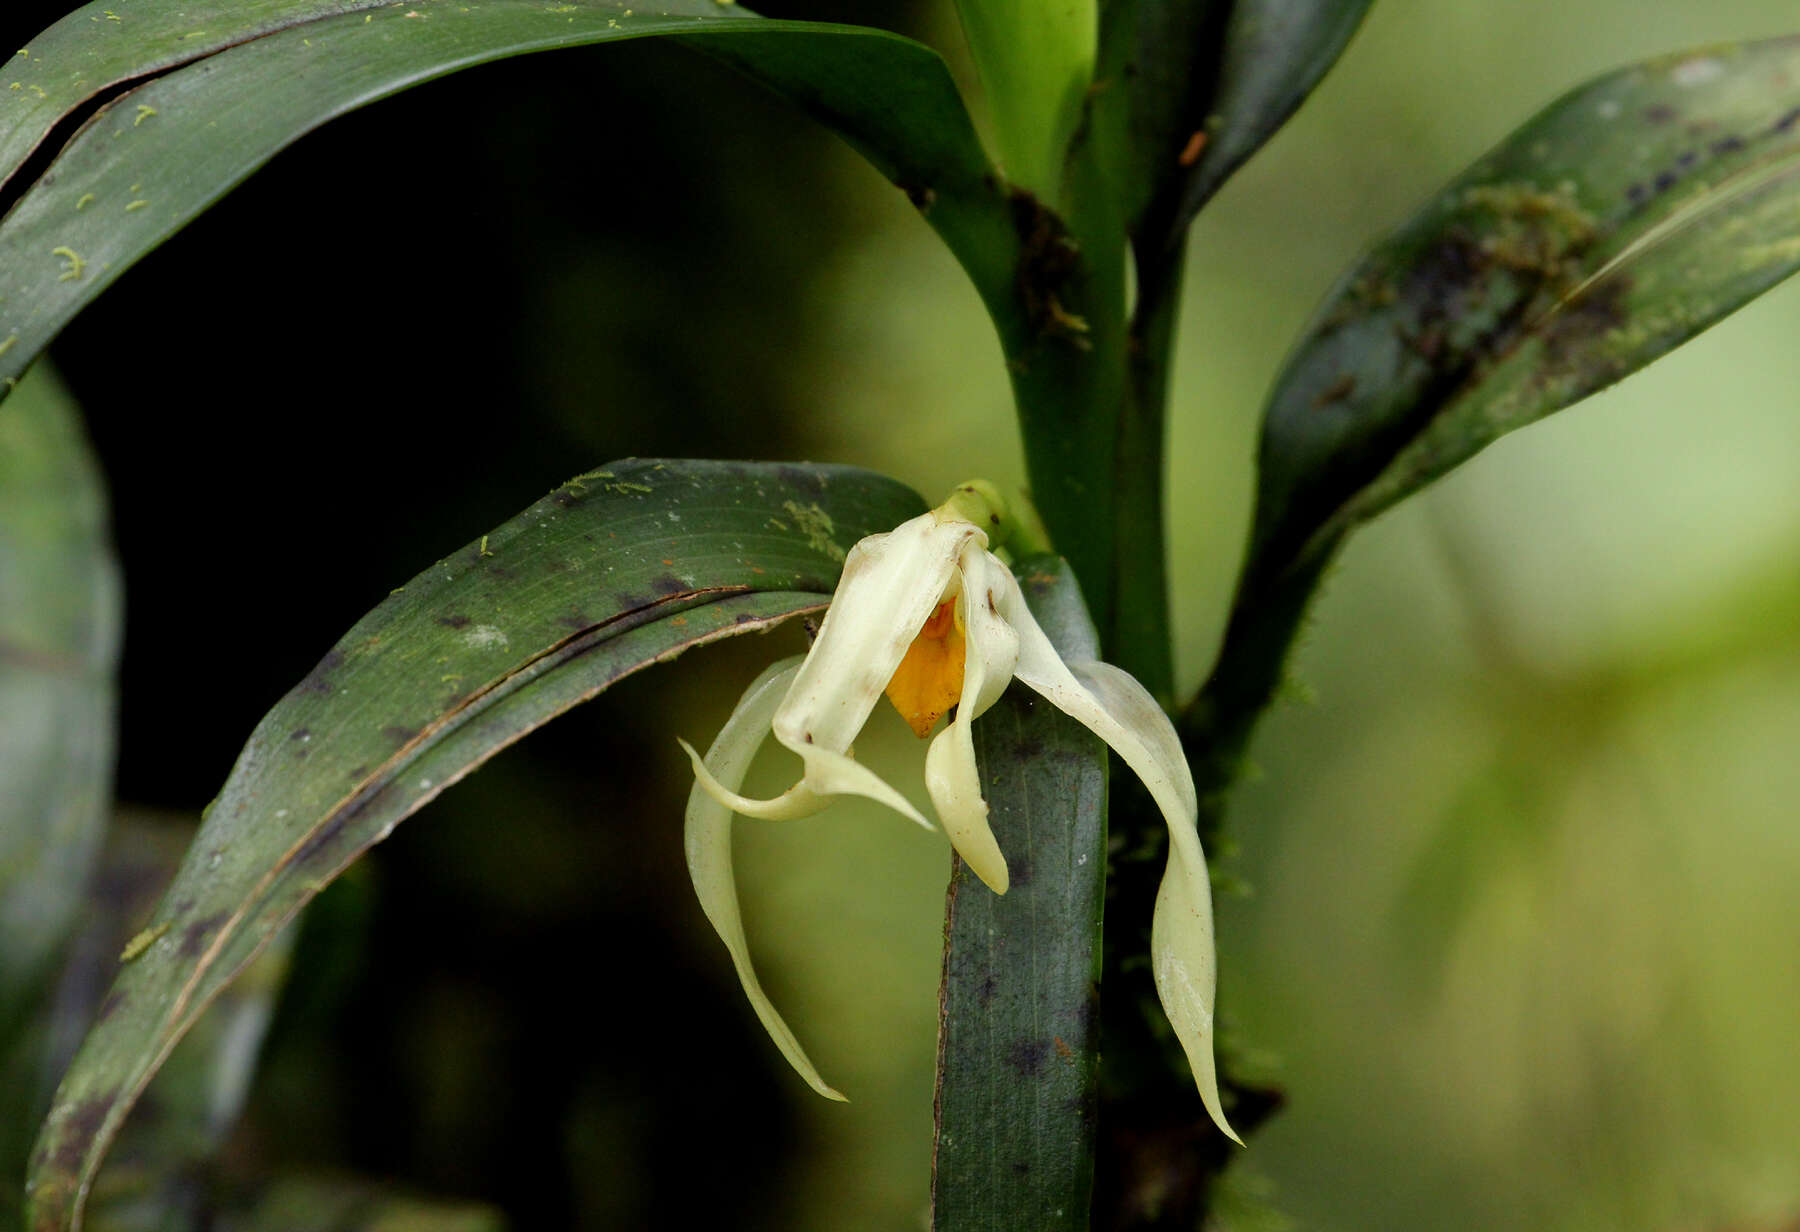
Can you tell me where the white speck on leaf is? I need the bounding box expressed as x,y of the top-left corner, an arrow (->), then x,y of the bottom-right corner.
464,624 -> 509,650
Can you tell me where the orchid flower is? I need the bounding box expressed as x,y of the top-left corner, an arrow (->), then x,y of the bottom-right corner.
679,484 -> 1238,1142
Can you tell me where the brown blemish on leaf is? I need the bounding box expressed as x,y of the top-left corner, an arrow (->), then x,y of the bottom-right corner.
1005,1037 -> 1051,1078
1644,103 -> 1677,124
775,465 -> 827,498
1539,271 -> 1634,374
49,1093 -> 115,1173
96,989 -> 126,1022
381,725 -> 417,745
435,614 -> 471,629
298,650 -> 344,695
294,814 -> 348,865
179,911 -> 230,958
1312,373 -> 1357,409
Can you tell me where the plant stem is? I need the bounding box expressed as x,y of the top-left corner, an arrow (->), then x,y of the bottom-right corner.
1004,186 -> 1130,654
1109,246 -> 1187,704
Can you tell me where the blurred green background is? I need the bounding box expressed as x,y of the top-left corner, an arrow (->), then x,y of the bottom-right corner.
7,0 -> 1800,1227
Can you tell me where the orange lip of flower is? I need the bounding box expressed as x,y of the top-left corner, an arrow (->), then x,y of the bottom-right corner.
883,600 -> 966,738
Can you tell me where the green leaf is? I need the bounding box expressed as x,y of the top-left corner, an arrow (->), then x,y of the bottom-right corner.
0,364 -> 118,1226
1252,35 -> 1800,584
37,817 -> 294,1232
0,364 -> 117,1015
1099,0 -> 1372,254
27,459 -> 924,1232
932,557 -> 1106,1232
950,0 -> 1095,202
0,0 -> 1019,398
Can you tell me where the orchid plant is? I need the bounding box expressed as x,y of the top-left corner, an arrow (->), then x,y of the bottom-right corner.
3,1 -> 1799,1229
683,484 -> 1235,1138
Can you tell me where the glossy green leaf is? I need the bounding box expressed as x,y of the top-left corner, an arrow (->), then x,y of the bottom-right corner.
950,0 -> 1095,202
932,557 -> 1106,1232
27,459 -> 924,1231
0,0 -> 1019,398
0,364 -> 118,1229
1098,0 -> 1371,254
1252,35 -> 1800,583
1168,0 -> 1371,237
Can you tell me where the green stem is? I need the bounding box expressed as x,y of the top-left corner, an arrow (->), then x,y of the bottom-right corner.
1004,187 -> 1130,653
1109,246 -> 1187,704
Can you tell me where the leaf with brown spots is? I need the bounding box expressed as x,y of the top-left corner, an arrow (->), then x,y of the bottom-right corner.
1180,37 -> 1800,956
1251,36 -> 1800,589
932,558 -> 1106,1232
27,459 -> 923,1232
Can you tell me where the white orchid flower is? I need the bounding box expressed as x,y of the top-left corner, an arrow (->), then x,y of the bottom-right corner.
679,487 -> 1238,1142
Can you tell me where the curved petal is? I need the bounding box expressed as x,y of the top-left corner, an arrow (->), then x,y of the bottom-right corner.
957,546 -> 1022,720
1074,661 -> 1237,1145
771,512 -> 983,757
924,545 -> 1020,893
792,742 -> 936,831
682,658 -> 847,1102
683,742 -> 829,821
1001,571 -> 1239,1142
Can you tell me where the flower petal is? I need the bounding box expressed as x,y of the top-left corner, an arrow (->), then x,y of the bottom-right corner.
772,512 -> 982,758
1001,574 -> 1239,1142
683,744 -> 830,821
1073,661 -> 1238,1145
956,546 -> 1022,720
789,742 -> 935,832
682,657 -> 847,1102
924,544 -> 1021,893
